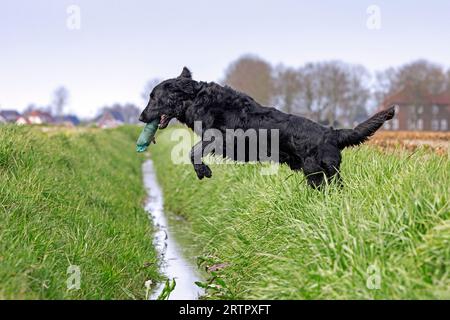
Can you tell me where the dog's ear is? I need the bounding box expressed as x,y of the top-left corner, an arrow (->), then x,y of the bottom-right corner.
178,67 -> 192,79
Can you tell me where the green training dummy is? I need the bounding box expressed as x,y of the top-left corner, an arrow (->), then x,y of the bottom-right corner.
136,119 -> 159,152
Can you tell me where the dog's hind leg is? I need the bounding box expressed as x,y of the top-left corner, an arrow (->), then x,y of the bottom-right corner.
190,141 -> 212,180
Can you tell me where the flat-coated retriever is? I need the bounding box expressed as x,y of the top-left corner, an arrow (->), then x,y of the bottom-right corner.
139,67 -> 395,188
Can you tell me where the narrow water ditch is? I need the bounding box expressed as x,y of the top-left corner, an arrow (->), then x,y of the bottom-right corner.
142,159 -> 203,300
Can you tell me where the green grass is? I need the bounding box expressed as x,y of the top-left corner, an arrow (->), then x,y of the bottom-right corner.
0,125 -> 159,299
151,127 -> 449,299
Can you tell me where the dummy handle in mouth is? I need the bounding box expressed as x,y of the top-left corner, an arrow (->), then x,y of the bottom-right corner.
136,119 -> 159,153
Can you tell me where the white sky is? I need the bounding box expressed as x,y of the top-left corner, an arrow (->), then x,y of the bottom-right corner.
1,0 -> 449,118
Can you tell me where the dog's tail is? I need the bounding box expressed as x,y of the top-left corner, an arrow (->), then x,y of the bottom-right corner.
336,105 -> 396,149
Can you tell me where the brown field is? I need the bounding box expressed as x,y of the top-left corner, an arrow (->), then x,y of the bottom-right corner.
369,131 -> 450,155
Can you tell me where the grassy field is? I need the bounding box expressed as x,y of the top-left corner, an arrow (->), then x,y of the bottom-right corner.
0,125 -> 159,299
151,127 -> 449,299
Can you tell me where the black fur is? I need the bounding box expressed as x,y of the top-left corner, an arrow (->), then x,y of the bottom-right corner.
140,67 -> 396,188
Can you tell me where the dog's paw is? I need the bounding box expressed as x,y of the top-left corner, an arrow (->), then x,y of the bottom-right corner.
194,164 -> 212,180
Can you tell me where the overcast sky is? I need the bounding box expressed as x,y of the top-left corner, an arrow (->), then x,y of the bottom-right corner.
1,0 -> 450,118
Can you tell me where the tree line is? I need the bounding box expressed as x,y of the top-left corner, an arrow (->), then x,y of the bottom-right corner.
221,55 -> 450,127
19,56 -> 450,127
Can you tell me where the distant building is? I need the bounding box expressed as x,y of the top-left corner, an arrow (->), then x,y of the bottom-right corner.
0,110 -> 21,123
16,116 -> 31,125
0,114 -> 6,124
54,115 -> 80,127
25,110 -> 54,125
96,111 -> 124,128
380,90 -> 450,131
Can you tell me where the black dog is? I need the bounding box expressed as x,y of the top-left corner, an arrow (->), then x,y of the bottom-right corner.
139,67 -> 395,188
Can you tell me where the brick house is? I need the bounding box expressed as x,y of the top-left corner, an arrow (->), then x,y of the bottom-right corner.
380,90 -> 450,131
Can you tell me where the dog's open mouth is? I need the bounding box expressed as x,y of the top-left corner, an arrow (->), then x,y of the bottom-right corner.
159,114 -> 171,129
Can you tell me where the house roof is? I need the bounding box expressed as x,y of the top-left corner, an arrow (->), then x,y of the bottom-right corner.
96,110 -> 125,122
0,110 -> 21,121
26,110 -> 54,118
382,90 -> 412,105
431,93 -> 450,105
108,111 -> 124,122
383,89 -> 450,106
54,115 -> 80,125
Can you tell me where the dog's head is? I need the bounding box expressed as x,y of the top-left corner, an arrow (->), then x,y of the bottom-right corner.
303,134 -> 342,188
139,67 -> 199,128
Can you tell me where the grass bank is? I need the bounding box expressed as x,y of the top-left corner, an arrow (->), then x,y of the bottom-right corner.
151,127 -> 449,299
0,125 -> 159,299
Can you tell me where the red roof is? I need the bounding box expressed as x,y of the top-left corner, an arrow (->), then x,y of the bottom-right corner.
26,110 -> 53,117
383,89 -> 450,107
431,93 -> 450,105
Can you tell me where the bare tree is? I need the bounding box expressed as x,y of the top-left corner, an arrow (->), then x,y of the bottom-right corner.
322,62 -> 348,125
375,60 -> 446,104
120,103 -> 141,124
223,55 -> 275,106
295,61 -> 370,126
398,60 -> 446,97
373,67 -> 397,110
273,65 -> 302,114
446,69 -> 450,94
342,64 -> 371,126
24,104 -> 38,114
52,86 -> 69,116
24,103 -> 52,115
296,63 -> 321,120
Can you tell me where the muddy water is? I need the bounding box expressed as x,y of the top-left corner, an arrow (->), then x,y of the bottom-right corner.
142,160 -> 203,300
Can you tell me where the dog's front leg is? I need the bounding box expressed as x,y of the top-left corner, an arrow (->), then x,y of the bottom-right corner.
190,141 -> 212,180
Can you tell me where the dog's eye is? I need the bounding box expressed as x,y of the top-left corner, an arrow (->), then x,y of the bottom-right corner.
150,92 -> 155,99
